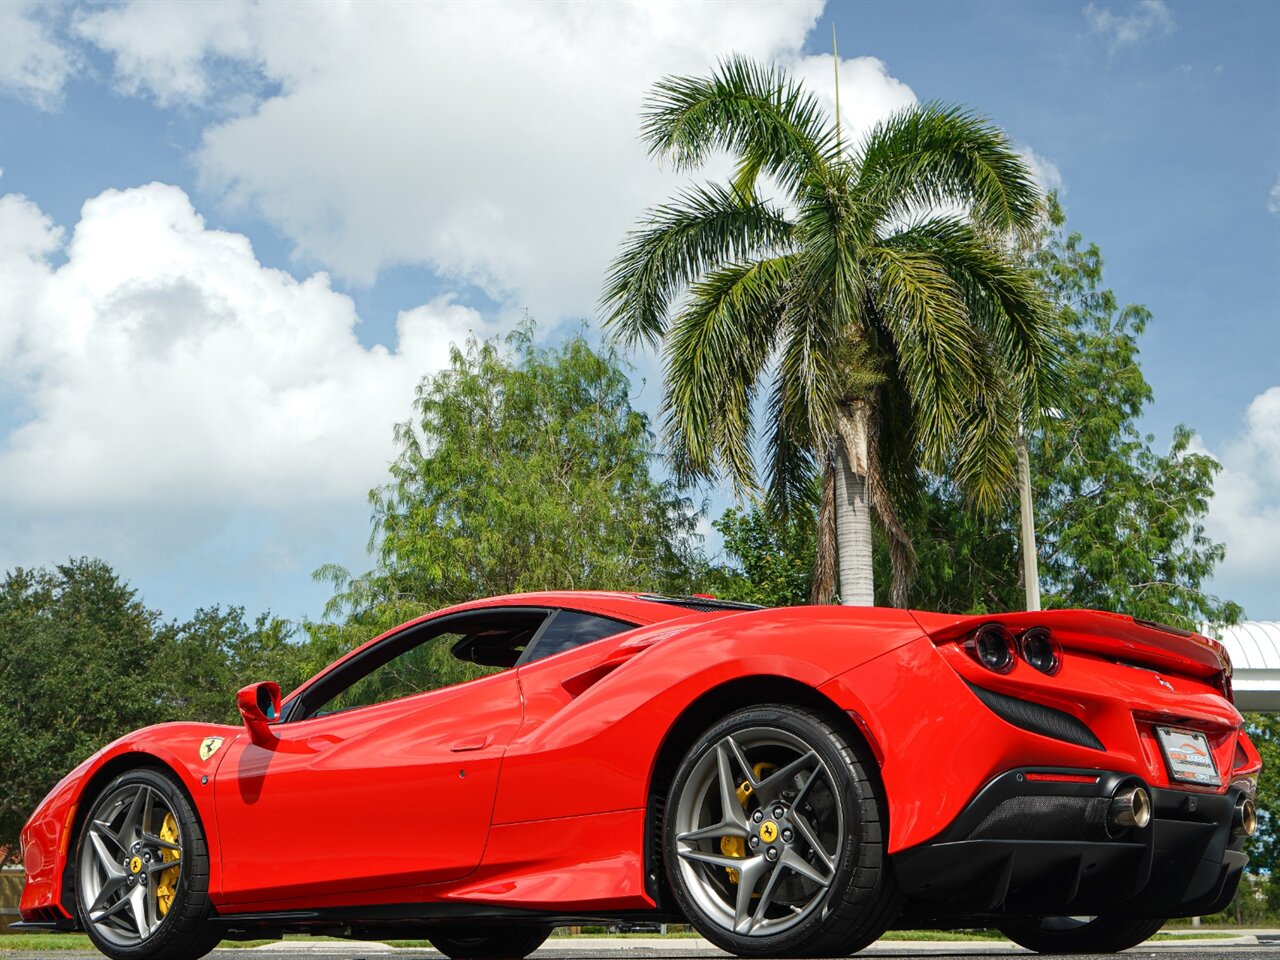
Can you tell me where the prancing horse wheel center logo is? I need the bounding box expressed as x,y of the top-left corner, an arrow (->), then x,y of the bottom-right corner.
759,820 -> 779,843
129,856 -> 142,875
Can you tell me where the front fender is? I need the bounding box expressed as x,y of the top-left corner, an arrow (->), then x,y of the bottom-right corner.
19,722 -> 241,920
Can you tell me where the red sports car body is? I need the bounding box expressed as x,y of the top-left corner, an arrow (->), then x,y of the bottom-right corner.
17,593 -> 1261,959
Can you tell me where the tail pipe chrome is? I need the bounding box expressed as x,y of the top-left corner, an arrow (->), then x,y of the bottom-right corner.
1233,795 -> 1258,837
1107,784 -> 1152,835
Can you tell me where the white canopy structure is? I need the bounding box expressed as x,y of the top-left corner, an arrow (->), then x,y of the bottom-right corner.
1212,621 -> 1280,712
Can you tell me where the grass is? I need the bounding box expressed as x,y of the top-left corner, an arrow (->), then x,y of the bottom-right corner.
0,934 -> 348,951
0,935 -> 90,951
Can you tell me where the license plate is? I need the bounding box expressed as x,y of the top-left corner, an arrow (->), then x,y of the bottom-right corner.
1156,727 -> 1220,786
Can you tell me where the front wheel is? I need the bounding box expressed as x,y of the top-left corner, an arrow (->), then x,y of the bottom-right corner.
74,768 -> 219,960
427,925 -> 552,959
664,704 -> 900,957
998,916 -> 1167,953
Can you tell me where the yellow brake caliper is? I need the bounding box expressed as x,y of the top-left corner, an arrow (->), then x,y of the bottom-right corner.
720,762 -> 776,884
155,813 -> 181,916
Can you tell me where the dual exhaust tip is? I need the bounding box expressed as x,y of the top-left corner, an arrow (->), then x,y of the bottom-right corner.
1106,784 -> 1258,838
1108,786 -> 1152,833
1234,796 -> 1258,837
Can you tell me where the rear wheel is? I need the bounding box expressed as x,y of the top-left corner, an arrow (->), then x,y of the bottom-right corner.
664,704 -> 899,957
427,925 -> 552,959
998,916 -> 1167,953
74,768 -> 219,960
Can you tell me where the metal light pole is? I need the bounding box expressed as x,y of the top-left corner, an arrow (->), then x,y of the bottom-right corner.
1017,422 -> 1041,612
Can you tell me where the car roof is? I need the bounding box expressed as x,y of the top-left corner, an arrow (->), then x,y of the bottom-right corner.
441,590 -> 766,624
283,591 -> 766,708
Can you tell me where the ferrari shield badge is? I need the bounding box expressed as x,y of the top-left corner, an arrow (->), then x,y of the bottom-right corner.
199,737 -> 225,762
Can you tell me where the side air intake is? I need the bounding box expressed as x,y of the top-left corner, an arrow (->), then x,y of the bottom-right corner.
965,681 -> 1104,751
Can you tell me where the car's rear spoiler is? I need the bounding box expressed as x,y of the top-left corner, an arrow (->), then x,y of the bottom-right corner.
910,608 -> 1232,693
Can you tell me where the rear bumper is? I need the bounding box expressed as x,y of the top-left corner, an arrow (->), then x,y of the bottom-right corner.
893,768 -> 1251,920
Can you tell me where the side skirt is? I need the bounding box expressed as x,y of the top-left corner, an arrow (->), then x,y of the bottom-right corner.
211,904 -> 681,940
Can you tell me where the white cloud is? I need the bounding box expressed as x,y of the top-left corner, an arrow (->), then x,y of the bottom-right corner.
70,1 -> 925,323
0,184 -> 486,510
1194,387 -> 1280,617
1268,174 -> 1280,215
73,0 -> 260,108
1017,146 -> 1066,196
1084,0 -> 1175,53
8,2 -> 1082,618
0,1 -> 78,110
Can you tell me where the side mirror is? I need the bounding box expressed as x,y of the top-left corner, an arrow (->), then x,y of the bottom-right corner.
237,682 -> 281,744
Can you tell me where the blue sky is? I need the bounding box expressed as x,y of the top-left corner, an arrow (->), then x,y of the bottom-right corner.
1,0 -> 1276,624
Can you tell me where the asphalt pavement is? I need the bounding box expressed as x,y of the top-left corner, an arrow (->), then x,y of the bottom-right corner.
1,934 -> 1274,960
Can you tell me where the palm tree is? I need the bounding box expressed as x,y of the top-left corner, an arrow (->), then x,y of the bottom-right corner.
602,56 -> 1061,606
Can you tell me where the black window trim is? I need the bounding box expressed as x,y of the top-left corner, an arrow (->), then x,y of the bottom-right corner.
280,605 -> 554,723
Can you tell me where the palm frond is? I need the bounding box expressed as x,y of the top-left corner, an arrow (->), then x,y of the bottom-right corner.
853,102 -> 1041,234
886,216 -> 1065,416
602,182 -> 793,347
789,163 -> 867,334
764,352 -> 820,520
664,256 -> 793,494
865,245 -> 976,466
643,54 -> 837,197
945,339 -> 1020,511
774,297 -> 845,491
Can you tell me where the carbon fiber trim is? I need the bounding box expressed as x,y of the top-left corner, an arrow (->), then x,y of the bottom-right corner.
967,794 -> 1111,841
965,681 -> 1105,750
635,595 -> 765,612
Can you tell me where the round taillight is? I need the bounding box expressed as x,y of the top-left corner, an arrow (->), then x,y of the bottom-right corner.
967,624 -> 1016,674
1020,627 -> 1061,676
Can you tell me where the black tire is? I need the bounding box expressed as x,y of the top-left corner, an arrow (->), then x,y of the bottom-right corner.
663,704 -> 900,958
73,767 -> 219,960
997,916 -> 1167,953
427,924 -> 552,959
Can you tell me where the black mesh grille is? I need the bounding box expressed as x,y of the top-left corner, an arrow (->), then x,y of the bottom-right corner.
636,594 -> 766,613
966,681 -> 1105,750
967,794 -> 1111,841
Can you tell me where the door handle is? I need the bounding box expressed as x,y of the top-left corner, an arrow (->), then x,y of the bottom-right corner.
450,735 -> 492,752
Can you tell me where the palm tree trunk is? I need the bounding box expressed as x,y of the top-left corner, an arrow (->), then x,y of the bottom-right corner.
834,402 -> 875,606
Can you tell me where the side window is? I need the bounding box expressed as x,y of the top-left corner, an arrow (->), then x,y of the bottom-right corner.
523,610 -> 636,663
296,608 -> 549,720
318,631 -> 500,716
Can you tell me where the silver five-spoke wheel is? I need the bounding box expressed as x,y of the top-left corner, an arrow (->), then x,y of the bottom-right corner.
664,705 -> 899,958
79,781 -> 182,945
673,726 -> 842,937
75,769 -> 218,960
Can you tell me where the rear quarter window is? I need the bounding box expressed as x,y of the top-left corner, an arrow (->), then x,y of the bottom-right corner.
524,609 -> 636,663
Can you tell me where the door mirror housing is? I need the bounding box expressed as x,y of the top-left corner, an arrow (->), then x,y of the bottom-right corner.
237,681 -> 281,743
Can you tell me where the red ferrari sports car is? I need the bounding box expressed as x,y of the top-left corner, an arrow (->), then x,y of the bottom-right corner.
17,592 -> 1260,959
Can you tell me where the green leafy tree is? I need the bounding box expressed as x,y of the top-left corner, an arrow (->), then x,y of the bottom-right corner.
1012,200 -> 1238,627
882,482 -> 1021,613
898,200 -> 1238,626
160,606 -> 310,724
314,325 -> 704,655
0,560 -> 168,857
603,56 -> 1060,606
1241,714 -> 1280,874
706,506 -> 816,607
